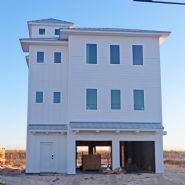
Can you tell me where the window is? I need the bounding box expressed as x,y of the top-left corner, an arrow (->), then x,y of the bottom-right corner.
55,29 -> 60,35
53,92 -> 61,103
111,90 -> 121,109
86,44 -> 97,64
54,52 -> 61,63
36,91 -> 43,103
37,52 -> 44,63
132,45 -> 143,65
86,89 -> 97,110
134,90 -> 144,110
110,45 -> 120,64
39,28 -> 45,35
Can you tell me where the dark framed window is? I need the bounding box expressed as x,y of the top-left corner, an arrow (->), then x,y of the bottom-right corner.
86,44 -> 97,64
54,52 -> 61,63
110,45 -> 120,64
36,91 -> 43,103
55,29 -> 60,35
86,89 -> 97,110
39,28 -> 45,35
111,90 -> 121,109
133,45 -> 143,65
53,92 -> 61,103
134,89 -> 144,110
37,52 -> 44,63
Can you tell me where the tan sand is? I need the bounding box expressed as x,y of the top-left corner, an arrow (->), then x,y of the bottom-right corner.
0,170 -> 185,185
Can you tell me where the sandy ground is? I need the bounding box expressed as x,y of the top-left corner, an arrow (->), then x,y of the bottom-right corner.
0,170 -> 185,185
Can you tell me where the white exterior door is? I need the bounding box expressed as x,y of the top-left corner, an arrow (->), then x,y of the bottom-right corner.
40,142 -> 55,172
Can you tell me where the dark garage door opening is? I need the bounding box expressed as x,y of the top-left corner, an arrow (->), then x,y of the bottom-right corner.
120,141 -> 155,173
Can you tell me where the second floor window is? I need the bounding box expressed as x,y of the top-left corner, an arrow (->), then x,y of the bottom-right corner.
86,44 -> 97,64
111,90 -> 121,109
55,29 -> 60,35
39,28 -> 45,35
36,91 -> 43,103
86,89 -> 97,110
110,45 -> 120,64
134,89 -> 144,110
53,92 -> 61,103
54,52 -> 61,63
37,52 -> 44,63
132,45 -> 143,65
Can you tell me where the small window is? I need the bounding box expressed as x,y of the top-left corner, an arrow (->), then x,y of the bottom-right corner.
133,45 -> 143,65
111,90 -> 121,109
53,92 -> 61,103
110,45 -> 120,64
54,52 -> 61,63
134,90 -> 144,110
37,52 -> 44,63
55,29 -> 60,35
36,91 -> 43,103
86,44 -> 97,64
39,28 -> 45,35
86,89 -> 97,110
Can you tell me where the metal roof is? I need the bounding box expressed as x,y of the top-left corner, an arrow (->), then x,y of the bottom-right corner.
28,124 -> 68,131
70,122 -> 164,130
28,18 -> 74,25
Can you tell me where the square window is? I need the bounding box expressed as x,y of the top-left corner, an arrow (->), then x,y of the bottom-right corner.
86,44 -> 97,64
36,91 -> 43,103
86,89 -> 97,109
37,52 -> 44,63
54,52 -> 61,63
133,45 -> 143,65
55,29 -> 60,35
53,92 -> 61,103
39,28 -> 45,35
110,45 -> 120,64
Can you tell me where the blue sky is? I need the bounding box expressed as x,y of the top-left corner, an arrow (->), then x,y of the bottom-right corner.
0,0 -> 185,150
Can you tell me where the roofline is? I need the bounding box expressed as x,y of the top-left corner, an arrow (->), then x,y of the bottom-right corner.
60,29 -> 170,44
20,38 -> 68,52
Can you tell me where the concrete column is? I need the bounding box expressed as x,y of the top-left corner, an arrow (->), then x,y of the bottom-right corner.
67,130 -> 76,174
112,139 -> 120,169
155,131 -> 164,173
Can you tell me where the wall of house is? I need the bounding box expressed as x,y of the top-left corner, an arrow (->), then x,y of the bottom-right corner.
68,35 -> 162,123
28,44 -> 68,125
26,132 -> 67,173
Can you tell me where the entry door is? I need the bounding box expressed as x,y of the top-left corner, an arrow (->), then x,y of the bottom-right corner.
40,142 -> 55,172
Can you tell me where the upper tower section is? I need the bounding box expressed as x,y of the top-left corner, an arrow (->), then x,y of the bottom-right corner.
27,18 -> 75,38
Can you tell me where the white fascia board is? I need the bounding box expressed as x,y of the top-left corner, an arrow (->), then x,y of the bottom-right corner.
60,29 -> 170,42
20,39 -> 68,52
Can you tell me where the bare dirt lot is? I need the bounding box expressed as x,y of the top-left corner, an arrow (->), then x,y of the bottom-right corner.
0,170 -> 185,185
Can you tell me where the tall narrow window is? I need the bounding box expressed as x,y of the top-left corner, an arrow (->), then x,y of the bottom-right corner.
39,28 -> 45,35
54,52 -> 61,63
36,91 -> 43,103
86,44 -> 97,64
110,45 -> 120,64
86,89 -> 97,110
134,90 -> 144,110
37,52 -> 44,63
55,29 -> 60,35
132,45 -> 143,65
111,90 -> 121,109
53,92 -> 61,103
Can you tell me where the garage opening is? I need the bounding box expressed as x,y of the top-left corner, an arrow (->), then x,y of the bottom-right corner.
76,141 -> 112,172
120,141 -> 155,173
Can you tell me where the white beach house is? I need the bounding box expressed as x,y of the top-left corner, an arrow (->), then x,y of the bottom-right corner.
20,18 -> 170,174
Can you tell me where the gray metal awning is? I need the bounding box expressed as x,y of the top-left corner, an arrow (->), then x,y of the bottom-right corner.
28,124 -> 68,132
70,122 -> 164,131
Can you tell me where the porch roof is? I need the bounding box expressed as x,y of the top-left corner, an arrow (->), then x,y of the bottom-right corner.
70,122 -> 164,131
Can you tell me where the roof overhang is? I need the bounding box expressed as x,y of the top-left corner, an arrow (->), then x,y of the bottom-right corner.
60,29 -> 170,44
20,39 -> 68,52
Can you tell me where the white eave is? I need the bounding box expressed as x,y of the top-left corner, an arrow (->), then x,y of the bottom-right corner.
20,39 -> 68,52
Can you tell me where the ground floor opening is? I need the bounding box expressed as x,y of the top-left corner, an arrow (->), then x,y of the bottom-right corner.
76,141 -> 112,172
120,141 -> 155,173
